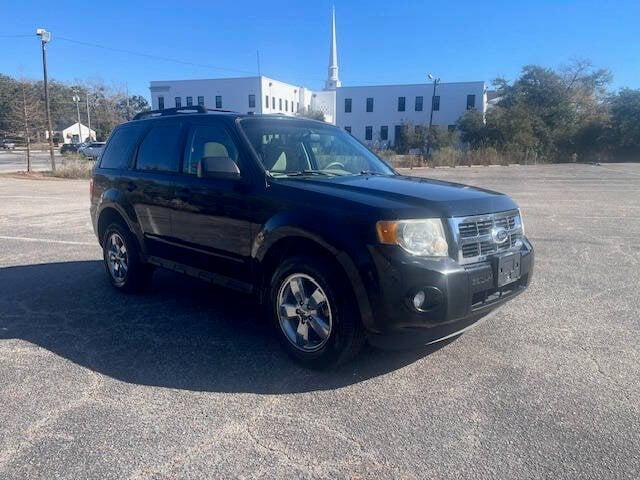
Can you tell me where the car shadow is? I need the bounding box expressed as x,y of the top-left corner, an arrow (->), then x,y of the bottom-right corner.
0,260 -> 453,394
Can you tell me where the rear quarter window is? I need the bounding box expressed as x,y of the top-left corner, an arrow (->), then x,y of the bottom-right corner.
100,125 -> 146,169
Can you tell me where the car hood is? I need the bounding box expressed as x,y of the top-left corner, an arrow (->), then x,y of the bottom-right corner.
273,174 -> 518,218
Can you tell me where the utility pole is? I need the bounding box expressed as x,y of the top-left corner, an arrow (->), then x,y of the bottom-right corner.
125,83 -> 131,121
21,81 -> 31,172
73,93 -> 82,143
36,28 -> 55,171
86,92 -> 92,140
426,73 -> 440,159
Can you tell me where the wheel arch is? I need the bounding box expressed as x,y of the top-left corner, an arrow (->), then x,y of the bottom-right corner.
254,224 -> 375,331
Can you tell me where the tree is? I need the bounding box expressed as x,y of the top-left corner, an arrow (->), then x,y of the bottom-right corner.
607,89 -> 640,160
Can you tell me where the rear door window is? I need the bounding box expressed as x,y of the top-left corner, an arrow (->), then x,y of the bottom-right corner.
99,125 -> 146,169
136,123 -> 183,173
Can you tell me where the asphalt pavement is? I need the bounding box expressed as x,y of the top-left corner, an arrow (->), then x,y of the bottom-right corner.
0,150 -> 60,173
0,163 -> 638,479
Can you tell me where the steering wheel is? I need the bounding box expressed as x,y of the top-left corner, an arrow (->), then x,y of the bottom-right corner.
324,161 -> 345,170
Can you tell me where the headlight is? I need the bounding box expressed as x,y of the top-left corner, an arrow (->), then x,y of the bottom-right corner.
376,219 -> 449,257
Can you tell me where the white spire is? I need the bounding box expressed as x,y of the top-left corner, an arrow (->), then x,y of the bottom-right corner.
325,6 -> 341,90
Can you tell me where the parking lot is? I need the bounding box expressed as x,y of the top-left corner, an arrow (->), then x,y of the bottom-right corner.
0,163 -> 639,479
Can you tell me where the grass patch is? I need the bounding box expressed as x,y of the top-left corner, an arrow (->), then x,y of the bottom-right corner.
44,156 -> 95,179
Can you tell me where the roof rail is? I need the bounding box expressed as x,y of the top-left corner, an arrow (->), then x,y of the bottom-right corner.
133,106 -> 238,121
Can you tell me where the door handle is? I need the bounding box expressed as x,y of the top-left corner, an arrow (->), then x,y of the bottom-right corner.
126,181 -> 137,192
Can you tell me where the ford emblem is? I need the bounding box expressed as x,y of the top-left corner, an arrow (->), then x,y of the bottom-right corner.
492,227 -> 509,244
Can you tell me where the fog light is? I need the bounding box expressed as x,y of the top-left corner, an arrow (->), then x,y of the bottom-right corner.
413,290 -> 426,310
514,238 -> 524,249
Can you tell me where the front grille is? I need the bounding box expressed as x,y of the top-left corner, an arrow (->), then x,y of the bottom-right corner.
450,210 -> 523,264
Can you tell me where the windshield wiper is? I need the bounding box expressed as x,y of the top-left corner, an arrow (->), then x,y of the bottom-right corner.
282,170 -> 336,177
359,170 -> 386,176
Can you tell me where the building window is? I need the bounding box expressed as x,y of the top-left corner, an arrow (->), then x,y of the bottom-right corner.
285,99 -> 288,112
433,95 -> 440,111
344,98 -> 352,113
448,124 -> 456,132
158,96 -> 164,110
366,97 -> 374,112
175,97 -> 181,108
296,102 -> 299,113
380,125 -> 388,140
394,125 -> 402,145
466,94 -> 475,110
415,96 -> 423,111
272,97 -> 275,109
398,96 -> 405,112
265,95 -> 269,109
249,94 -> 256,108
215,96 -> 222,109
186,96 -> 193,107
279,98 -> 282,111
197,96 -> 204,107
365,126 -> 373,140
345,126 -> 351,133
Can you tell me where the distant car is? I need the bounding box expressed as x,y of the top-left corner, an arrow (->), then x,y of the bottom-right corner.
60,143 -> 81,154
80,142 -> 106,159
1,140 -> 16,150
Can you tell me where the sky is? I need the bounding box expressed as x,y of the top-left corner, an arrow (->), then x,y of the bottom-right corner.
1,0 -> 638,99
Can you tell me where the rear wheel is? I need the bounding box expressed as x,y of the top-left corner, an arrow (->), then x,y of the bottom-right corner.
102,222 -> 152,293
269,255 -> 365,368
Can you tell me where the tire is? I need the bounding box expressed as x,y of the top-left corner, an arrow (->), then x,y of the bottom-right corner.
269,255 -> 365,368
102,221 -> 153,293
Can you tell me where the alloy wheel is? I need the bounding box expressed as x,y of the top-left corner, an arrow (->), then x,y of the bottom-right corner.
277,273 -> 333,352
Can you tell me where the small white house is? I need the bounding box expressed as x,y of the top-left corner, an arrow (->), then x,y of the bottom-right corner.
47,122 -> 96,144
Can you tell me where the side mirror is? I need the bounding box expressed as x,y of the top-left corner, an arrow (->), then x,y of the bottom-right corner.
197,156 -> 241,179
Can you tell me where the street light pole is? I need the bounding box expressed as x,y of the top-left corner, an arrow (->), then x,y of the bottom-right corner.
37,28 -> 55,171
72,94 -> 82,143
426,73 -> 440,158
86,93 -> 92,140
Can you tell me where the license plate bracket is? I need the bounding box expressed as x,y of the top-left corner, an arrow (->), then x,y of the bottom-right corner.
496,252 -> 521,287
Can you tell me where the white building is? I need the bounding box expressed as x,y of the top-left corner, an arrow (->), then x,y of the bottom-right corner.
149,8 -> 485,148
46,122 -> 96,144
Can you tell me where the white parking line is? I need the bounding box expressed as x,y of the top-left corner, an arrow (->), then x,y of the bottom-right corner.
0,235 -> 94,246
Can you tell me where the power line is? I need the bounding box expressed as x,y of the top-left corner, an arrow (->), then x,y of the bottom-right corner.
56,36 -> 258,76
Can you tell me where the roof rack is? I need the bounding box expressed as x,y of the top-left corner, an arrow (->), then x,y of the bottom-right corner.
132,106 -> 236,121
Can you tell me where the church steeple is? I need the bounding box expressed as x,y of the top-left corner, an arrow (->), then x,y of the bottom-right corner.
325,6 -> 341,90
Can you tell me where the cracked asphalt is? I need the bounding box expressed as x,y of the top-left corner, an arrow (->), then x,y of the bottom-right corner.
0,163 -> 639,479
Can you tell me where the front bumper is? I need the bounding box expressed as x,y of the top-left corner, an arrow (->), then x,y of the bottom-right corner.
363,237 -> 534,348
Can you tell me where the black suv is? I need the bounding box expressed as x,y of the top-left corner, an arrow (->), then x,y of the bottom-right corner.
90,107 -> 534,368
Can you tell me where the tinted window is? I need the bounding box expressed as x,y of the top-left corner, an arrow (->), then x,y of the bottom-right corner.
183,124 -> 239,175
249,94 -> 256,108
365,126 -> 372,140
175,97 -> 181,108
433,95 -> 441,111
265,95 -> 269,109
415,96 -> 423,111
186,96 -> 193,107
398,96 -> 405,112
344,98 -> 352,113
197,96 -> 205,106
380,125 -> 388,140
366,97 -> 374,112
158,96 -> 164,110
136,124 -> 183,173
215,96 -> 222,109
100,125 -> 146,169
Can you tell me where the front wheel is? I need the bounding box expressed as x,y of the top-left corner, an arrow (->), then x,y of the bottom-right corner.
269,255 -> 365,368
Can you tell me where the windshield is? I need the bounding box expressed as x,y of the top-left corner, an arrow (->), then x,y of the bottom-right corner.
239,118 -> 395,177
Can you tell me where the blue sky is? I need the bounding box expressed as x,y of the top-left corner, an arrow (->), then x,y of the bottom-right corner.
2,0 -> 638,99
